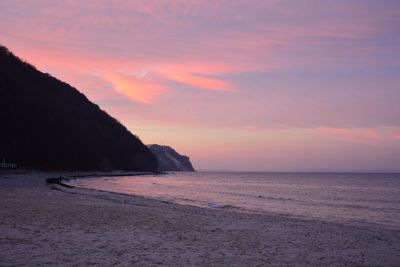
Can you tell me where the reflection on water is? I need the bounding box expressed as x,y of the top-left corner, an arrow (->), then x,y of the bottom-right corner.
69,172 -> 400,229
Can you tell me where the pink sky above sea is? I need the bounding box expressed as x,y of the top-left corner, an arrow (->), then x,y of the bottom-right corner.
1,0 -> 400,171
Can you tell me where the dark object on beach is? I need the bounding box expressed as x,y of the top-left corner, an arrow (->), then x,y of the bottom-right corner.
46,176 -> 72,188
0,45 -> 158,171
46,176 -> 63,185
148,144 -> 195,172
46,176 -> 73,188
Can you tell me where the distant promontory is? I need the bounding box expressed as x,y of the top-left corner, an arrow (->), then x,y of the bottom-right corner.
148,144 -> 195,172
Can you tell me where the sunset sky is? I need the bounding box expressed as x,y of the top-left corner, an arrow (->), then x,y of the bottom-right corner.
1,0 -> 400,171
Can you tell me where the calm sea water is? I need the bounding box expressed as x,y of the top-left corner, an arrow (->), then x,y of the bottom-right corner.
69,172 -> 400,229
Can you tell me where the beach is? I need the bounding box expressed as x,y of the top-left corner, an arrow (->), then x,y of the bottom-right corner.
1,172 -> 400,266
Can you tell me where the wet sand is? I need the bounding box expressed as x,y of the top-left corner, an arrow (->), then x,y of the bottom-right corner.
1,172 -> 399,266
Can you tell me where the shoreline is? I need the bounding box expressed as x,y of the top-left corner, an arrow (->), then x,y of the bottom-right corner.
1,172 -> 400,266
66,172 -> 400,232
67,177 -> 400,232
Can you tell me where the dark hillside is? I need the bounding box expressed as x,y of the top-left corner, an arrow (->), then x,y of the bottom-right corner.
0,46 -> 158,171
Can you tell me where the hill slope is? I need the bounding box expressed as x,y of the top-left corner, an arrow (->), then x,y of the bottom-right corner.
0,46 -> 158,171
148,144 -> 195,172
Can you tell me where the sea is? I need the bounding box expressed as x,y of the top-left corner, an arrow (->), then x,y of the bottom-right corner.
68,172 -> 400,229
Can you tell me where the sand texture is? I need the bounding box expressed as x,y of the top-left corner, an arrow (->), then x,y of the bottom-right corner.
1,172 -> 400,266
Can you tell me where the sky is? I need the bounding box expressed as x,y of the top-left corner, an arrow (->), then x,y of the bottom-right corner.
1,0 -> 400,171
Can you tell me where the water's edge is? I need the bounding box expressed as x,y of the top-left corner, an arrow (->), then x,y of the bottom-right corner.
63,172 -> 400,230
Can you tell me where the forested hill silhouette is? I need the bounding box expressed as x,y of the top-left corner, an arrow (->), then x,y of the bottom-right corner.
0,45 -> 158,171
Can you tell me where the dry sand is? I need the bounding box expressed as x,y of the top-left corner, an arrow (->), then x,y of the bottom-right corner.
1,172 -> 399,266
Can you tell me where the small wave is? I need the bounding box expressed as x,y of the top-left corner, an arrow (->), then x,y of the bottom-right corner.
219,191 -> 295,202
208,203 -> 236,209
265,196 -> 295,202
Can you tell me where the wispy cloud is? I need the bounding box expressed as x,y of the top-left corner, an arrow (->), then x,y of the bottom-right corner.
314,127 -> 391,145
158,66 -> 232,92
393,131 -> 400,141
103,72 -> 168,104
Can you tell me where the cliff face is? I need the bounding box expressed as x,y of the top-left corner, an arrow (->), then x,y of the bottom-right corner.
148,144 -> 195,172
0,45 -> 158,171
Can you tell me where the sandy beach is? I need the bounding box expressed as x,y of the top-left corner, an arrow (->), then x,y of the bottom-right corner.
1,172 -> 399,266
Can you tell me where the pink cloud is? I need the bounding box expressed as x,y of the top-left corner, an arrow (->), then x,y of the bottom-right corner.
393,132 -> 400,140
159,68 -> 232,91
315,127 -> 353,137
103,72 -> 168,104
366,129 -> 380,139
314,127 -> 383,145
261,19 -> 380,40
